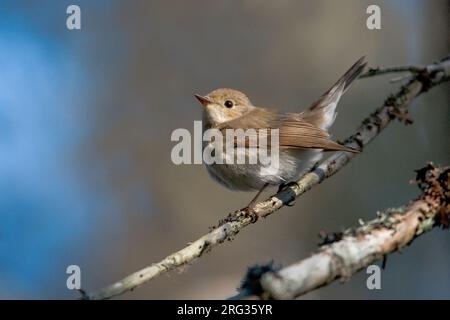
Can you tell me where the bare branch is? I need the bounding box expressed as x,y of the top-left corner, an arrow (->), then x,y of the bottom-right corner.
85,56 -> 450,300
234,164 -> 449,299
360,56 -> 450,79
360,65 -> 425,78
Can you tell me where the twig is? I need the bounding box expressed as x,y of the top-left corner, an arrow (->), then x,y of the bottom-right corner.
235,163 -> 449,299
360,65 -> 425,78
85,56 -> 450,300
360,56 -> 450,80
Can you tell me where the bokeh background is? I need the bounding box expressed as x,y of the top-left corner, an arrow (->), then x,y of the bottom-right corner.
0,0 -> 448,299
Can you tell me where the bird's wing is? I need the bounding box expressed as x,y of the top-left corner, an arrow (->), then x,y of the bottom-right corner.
217,109 -> 359,153
276,113 -> 358,152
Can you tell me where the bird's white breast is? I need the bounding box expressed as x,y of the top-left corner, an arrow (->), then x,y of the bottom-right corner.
203,143 -> 323,191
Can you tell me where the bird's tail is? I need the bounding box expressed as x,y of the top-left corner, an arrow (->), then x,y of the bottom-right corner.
301,56 -> 367,131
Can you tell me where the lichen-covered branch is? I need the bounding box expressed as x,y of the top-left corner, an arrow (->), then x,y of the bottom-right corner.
85,56 -> 450,300
235,164 -> 449,299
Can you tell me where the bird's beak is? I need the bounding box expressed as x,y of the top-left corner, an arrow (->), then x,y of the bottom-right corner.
194,94 -> 212,107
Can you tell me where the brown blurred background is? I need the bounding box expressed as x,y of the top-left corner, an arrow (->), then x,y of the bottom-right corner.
0,0 -> 448,299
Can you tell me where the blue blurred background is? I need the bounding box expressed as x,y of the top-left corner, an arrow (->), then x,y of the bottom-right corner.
0,0 -> 448,299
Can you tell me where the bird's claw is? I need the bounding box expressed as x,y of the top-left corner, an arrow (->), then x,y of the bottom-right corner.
277,181 -> 299,206
277,181 -> 300,193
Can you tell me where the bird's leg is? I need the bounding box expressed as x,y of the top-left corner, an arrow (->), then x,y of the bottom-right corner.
311,161 -> 320,171
277,182 -> 287,193
243,183 -> 269,222
247,183 -> 269,208
277,181 -> 299,193
277,162 -> 318,194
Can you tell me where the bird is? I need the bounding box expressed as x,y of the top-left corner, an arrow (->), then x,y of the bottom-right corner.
194,57 -> 366,213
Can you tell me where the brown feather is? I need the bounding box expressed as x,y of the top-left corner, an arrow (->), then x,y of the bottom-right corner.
215,108 -> 359,153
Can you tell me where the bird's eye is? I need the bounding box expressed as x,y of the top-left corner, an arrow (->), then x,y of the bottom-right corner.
224,100 -> 234,108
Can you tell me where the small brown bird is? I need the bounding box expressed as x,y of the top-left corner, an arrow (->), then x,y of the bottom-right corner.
195,57 -> 366,211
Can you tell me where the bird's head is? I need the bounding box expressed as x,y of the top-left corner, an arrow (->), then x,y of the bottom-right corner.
195,88 -> 255,126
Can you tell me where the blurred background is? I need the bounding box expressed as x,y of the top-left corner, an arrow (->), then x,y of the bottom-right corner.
0,0 -> 448,299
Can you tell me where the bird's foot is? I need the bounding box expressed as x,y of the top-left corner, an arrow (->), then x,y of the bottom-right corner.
277,181 -> 299,193
277,181 -> 299,206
